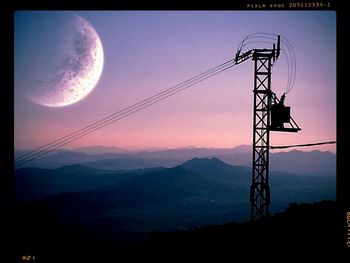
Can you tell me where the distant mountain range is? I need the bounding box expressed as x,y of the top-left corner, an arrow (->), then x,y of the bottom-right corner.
14,157 -> 336,261
15,157 -> 335,225
15,145 -> 336,176
14,157 -> 336,262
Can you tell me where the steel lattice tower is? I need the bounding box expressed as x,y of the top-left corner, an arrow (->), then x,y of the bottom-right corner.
247,39 -> 301,220
250,49 -> 274,220
235,36 -> 300,221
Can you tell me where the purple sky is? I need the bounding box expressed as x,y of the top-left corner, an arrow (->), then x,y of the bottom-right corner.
14,11 -> 336,152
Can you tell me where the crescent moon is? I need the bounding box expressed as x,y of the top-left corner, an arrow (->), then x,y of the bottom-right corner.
30,14 -> 104,107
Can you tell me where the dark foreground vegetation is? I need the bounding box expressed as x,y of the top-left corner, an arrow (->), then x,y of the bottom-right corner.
14,200 -> 346,262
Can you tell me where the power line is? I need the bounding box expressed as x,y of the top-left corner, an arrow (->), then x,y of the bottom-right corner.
16,59 -> 232,161
14,33 -> 300,168
15,59 -> 236,168
270,141 -> 336,150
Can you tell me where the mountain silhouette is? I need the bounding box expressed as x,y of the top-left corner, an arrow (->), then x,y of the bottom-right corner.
15,157 -> 335,229
15,157 -> 335,207
15,147 -> 336,177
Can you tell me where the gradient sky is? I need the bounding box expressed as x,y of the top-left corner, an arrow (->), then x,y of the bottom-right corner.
14,11 -> 336,152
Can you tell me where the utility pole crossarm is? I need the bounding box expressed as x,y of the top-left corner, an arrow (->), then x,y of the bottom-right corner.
234,50 -> 254,65
235,36 -> 281,66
